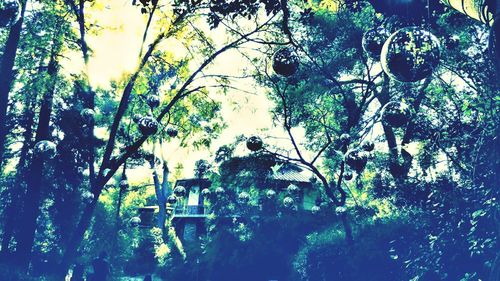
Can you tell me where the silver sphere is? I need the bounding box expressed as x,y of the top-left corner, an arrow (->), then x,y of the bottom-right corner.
137,116 -> 159,136
265,189 -> 276,199
381,27 -> 440,82
272,47 -> 299,77
34,140 -> 57,159
238,191 -> 250,203
381,101 -> 411,128
283,196 -> 295,208
362,26 -> 391,60
173,186 -> 186,197
0,0 -> 21,28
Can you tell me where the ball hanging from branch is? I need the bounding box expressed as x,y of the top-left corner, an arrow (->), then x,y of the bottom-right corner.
119,179 -> 129,189
173,186 -> 186,197
381,27 -> 440,82
0,0 -> 21,28
147,95 -> 160,109
311,205 -> 321,214
381,101 -> 411,128
80,108 -> 95,124
215,187 -> 225,195
167,195 -> 177,204
238,191 -> 250,204
344,149 -> 368,172
201,188 -> 211,196
361,141 -> 375,152
34,140 -> 57,159
340,133 -> 351,145
362,27 -> 391,60
137,116 -> 159,136
132,114 -> 142,123
129,216 -> 141,227
283,196 -> 295,208
272,47 -> 299,77
81,190 -> 94,203
287,183 -> 300,194
344,171 -> 353,181
335,206 -> 347,214
265,189 -> 276,199
246,135 -> 263,152
166,126 -> 178,138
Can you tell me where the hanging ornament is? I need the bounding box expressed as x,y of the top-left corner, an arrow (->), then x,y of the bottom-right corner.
272,47 -> 299,76
339,133 -> 351,145
81,190 -> 94,203
265,189 -> 276,199
381,27 -> 440,82
201,188 -> 211,196
167,195 -> 177,204
344,149 -> 368,172
0,0 -> 21,28
146,95 -> 160,109
309,175 -> 318,183
34,140 -> 57,159
132,114 -> 143,123
381,101 -> 411,128
287,183 -> 300,194
137,116 -> 159,136
80,108 -> 95,124
173,186 -> 186,197
246,135 -> 263,152
362,27 -> 391,60
361,141 -> 375,152
335,206 -> 347,214
119,179 -> 129,189
311,205 -> 321,214
215,187 -> 225,195
166,126 -> 178,138
344,171 -> 353,181
283,196 -> 295,208
129,216 -> 141,227
238,191 -> 250,204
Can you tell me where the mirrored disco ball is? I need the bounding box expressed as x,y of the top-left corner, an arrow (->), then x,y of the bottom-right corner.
272,47 -> 299,77
362,27 -> 391,60
381,26 -> 440,82
0,0 -> 21,28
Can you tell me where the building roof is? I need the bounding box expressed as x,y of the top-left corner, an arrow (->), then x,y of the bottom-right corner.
174,178 -> 211,187
267,164 -> 313,183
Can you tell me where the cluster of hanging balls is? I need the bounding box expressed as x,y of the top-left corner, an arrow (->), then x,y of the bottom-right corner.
0,0 -> 21,28
271,26 -> 440,83
363,26 -> 441,83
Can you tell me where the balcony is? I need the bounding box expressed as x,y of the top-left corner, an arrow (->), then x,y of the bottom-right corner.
173,205 -> 209,218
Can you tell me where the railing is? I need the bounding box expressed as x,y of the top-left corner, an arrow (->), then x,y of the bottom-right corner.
173,205 -> 208,217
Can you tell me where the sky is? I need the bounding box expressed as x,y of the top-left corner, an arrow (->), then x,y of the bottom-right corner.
60,0 -> 301,183
57,0 -> 431,186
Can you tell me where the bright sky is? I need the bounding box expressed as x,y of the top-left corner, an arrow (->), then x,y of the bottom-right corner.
61,0 -> 301,183
59,0 -> 428,186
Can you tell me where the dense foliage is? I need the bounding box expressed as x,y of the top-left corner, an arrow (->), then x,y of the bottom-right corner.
0,0 -> 498,280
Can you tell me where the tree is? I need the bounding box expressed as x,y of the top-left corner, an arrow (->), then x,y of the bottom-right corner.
247,1 -> 498,279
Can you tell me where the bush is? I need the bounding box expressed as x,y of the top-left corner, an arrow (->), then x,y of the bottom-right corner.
293,218 -> 420,281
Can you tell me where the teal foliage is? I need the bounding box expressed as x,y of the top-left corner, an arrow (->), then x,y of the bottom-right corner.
293,218 -> 420,281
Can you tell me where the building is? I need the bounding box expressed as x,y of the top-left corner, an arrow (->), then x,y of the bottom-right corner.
171,155 -> 320,241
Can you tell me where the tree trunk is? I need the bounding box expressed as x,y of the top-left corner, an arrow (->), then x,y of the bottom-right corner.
57,196 -> 98,278
1,97 -> 36,255
151,158 -> 169,233
0,0 -> 26,169
14,49 -> 60,269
